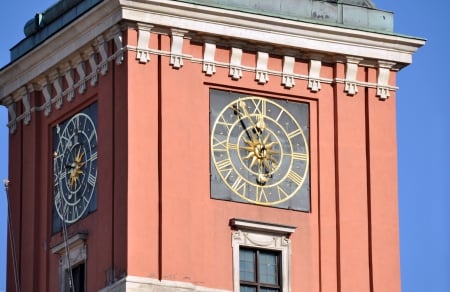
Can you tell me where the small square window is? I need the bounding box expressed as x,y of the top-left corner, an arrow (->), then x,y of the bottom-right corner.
239,248 -> 281,291
231,219 -> 296,292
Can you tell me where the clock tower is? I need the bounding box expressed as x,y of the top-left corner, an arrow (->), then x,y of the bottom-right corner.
0,0 -> 424,291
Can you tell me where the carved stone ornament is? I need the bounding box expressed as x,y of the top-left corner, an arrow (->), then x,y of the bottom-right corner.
170,29 -> 187,69
136,23 -> 153,63
282,56 -> 296,88
376,61 -> 395,100
229,47 -> 243,80
18,87 -> 31,125
7,102 -> 17,134
256,51 -> 269,84
230,219 -> 295,292
50,70 -> 63,109
344,57 -> 363,96
203,42 -> 216,76
308,59 -> 322,92
39,79 -> 52,117
74,55 -> 87,95
113,28 -> 124,65
87,47 -> 99,87
96,35 -> 109,76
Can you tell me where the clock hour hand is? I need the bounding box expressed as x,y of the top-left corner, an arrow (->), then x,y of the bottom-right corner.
233,100 -> 259,142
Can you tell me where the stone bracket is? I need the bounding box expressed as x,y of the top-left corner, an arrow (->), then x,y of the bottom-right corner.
282,56 -> 296,89
229,47 -> 243,80
113,27 -> 124,65
377,61 -> 395,100
203,42 -> 216,76
21,89 -> 31,125
50,70 -> 64,109
136,23 -> 153,63
308,59 -> 322,92
7,102 -> 17,134
75,56 -> 87,95
170,29 -> 187,69
96,36 -> 109,75
344,57 -> 363,95
255,51 -> 269,84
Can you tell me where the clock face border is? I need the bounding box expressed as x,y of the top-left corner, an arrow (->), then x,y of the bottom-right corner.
209,89 -> 311,212
52,102 -> 98,232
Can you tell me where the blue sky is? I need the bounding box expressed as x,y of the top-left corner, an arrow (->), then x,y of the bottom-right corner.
0,1 -> 448,291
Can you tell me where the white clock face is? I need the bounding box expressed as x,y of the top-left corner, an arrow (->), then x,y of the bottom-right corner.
53,106 -> 98,224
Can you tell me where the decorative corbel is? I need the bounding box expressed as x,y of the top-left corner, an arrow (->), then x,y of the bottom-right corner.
344,57 -> 363,96
255,51 -> 269,84
49,70 -> 63,109
7,102 -> 17,134
86,46 -> 99,86
38,77 -> 52,116
229,47 -> 243,80
96,35 -> 108,75
170,29 -> 187,69
376,61 -> 395,100
21,87 -> 31,125
202,42 -> 216,76
308,59 -> 322,92
282,56 -> 296,89
74,55 -> 87,95
136,23 -> 153,63
62,62 -> 75,102
110,25 -> 124,65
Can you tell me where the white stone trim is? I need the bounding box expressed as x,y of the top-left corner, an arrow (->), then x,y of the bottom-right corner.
15,87 -> 31,125
99,276 -> 231,292
203,42 -> 216,76
255,51 -> 269,84
282,56 -> 295,88
229,47 -> 243,80
7,102 -> 16,134
50,70 -> 64,110
308,59 -> 322,92
112,26 -> 125,65
376,61 -> 396,100
51,232 -> 88,292
96,35 -> 109,76
230,218 -> 296,292
344,57 -> 363,96
170,28 -> 188,69
37,77 -> 52,117
136,23 -> 153,63
120,0 -> 423,65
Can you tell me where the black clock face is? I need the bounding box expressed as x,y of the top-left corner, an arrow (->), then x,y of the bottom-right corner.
210,90 -> 310,211
52,103 -> 98,230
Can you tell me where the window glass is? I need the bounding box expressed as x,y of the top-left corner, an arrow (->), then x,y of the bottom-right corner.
258,251 -> 278,285
239,248 -> 281,291
240,249 -> 256,282
240,286 -> 257,292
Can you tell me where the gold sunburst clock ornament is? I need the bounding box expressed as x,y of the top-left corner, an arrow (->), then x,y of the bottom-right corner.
53,104 -> 98,225
210,90 -> 310,211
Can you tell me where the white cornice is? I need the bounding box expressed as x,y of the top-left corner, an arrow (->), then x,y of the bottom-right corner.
0,0 -> 122,101
120,0 -> 424,64
0,0 -> 424,106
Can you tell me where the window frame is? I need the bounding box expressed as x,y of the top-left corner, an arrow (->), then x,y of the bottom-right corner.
51,232 -> 88,292
239,247 -> 282,291
230,219 -> 296,292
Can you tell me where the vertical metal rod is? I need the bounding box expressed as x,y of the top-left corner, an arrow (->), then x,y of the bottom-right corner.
4,179 -> 21,292
61,211 -> 74,292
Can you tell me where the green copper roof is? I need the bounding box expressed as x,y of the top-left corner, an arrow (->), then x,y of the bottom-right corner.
9,0 -> 393,63
10,0 -> 103,62
171,0 -> 393,32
